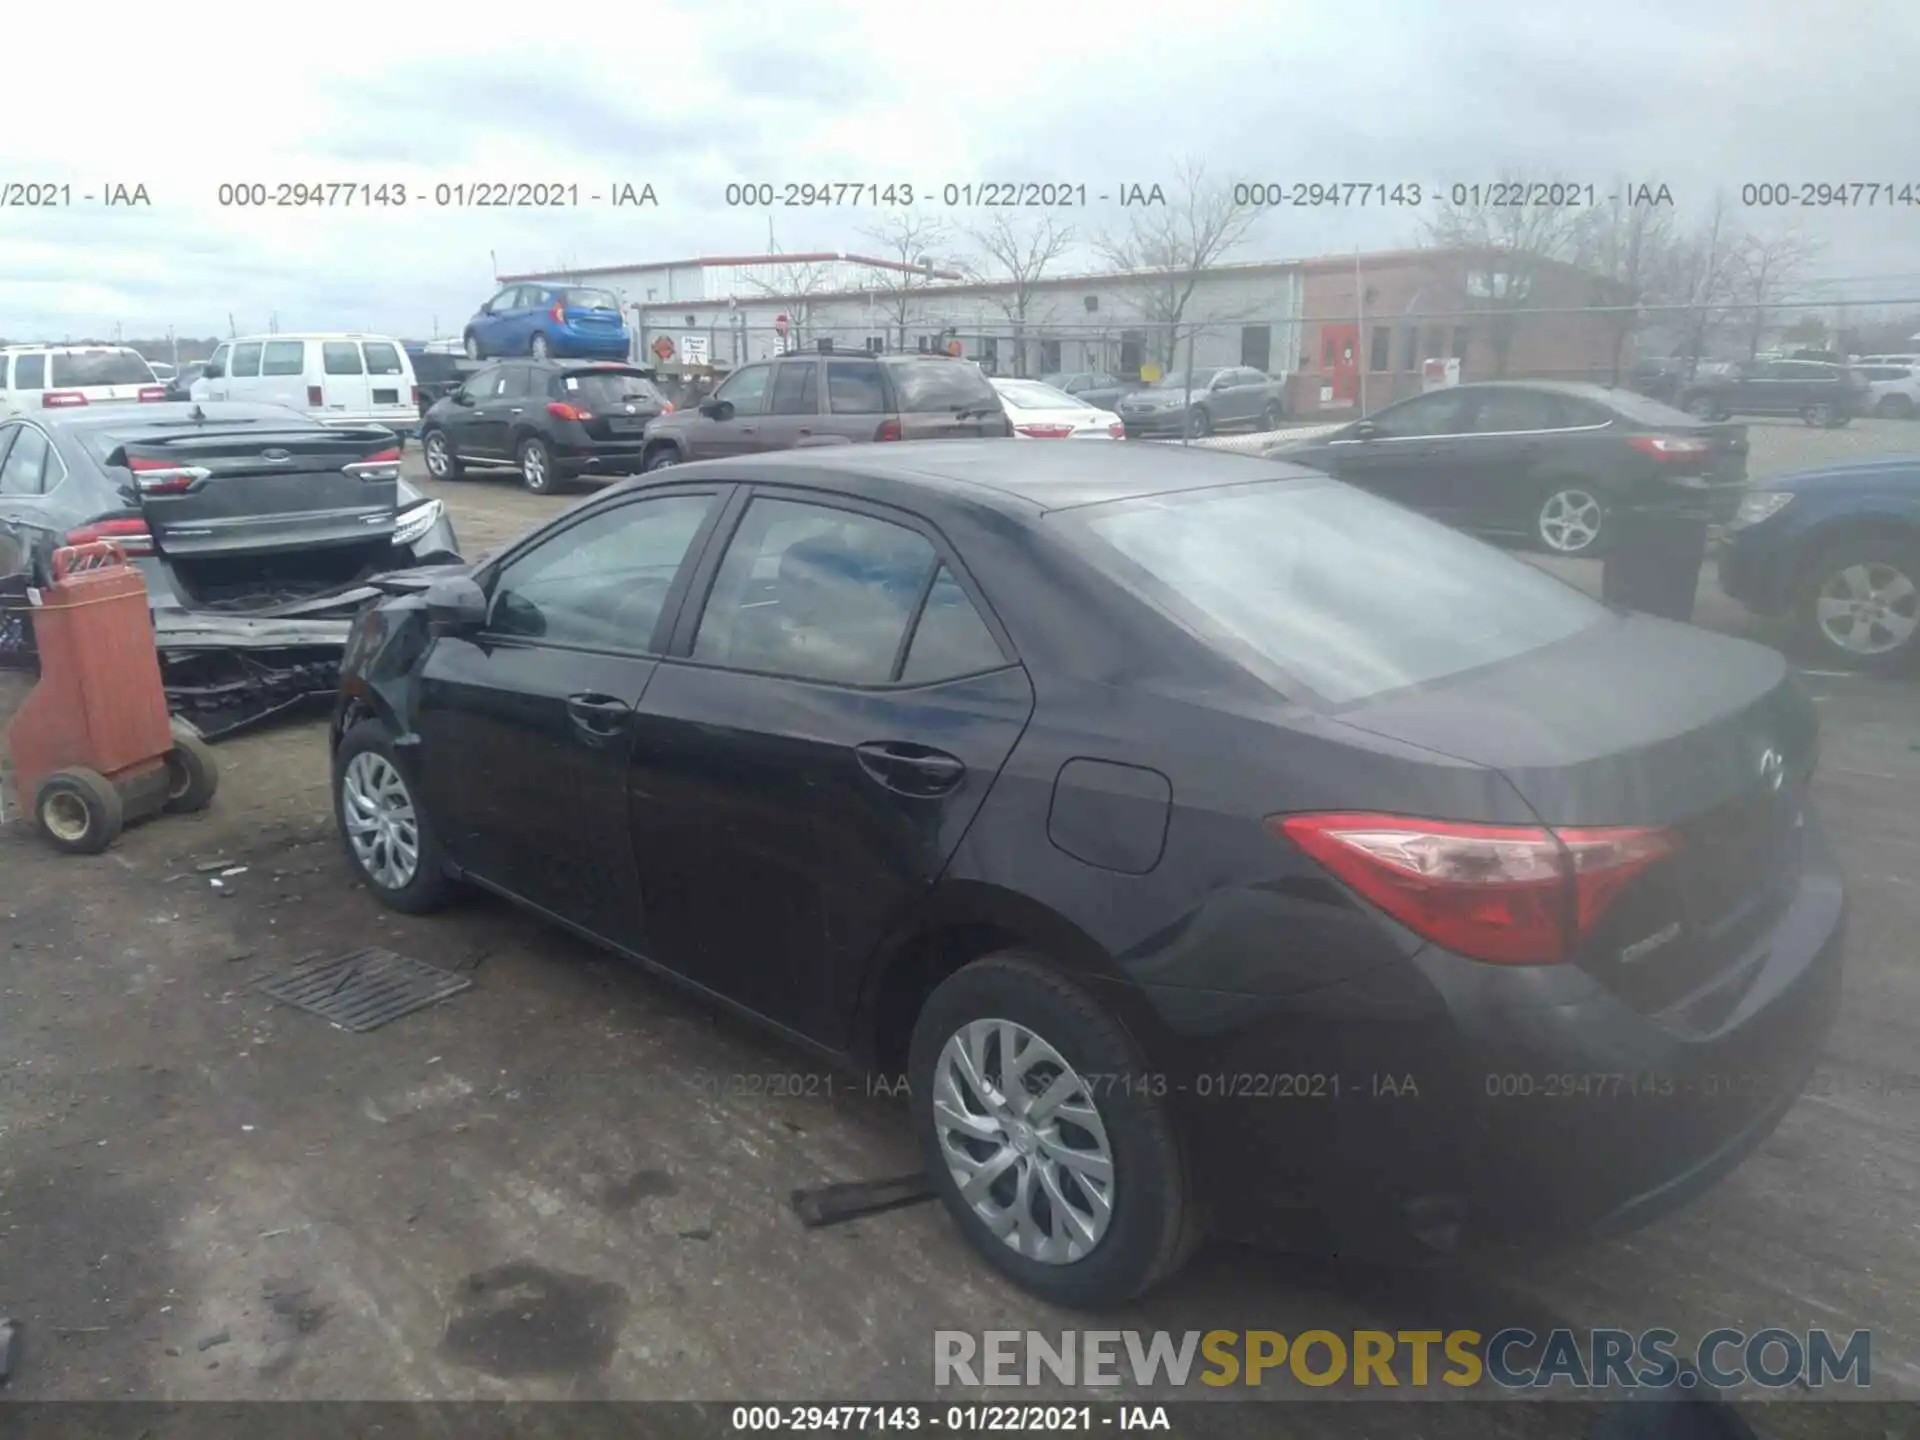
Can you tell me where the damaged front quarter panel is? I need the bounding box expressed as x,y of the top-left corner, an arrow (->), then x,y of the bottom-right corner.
330,593 -> 440,753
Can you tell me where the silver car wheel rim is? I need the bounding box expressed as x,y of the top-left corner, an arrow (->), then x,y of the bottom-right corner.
1686,396 -> 1713,417
524,447 -> 548,488
425,434 -> 449,476
932,1018 -> 1115,1265
342,752 -> 420,890
1815,561 -> 1919,656
532,336 -> 549,359
465,337 -> 479,359
1540,489 -> 1604,552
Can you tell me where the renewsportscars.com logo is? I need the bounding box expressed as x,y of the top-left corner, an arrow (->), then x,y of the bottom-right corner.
933,1328 -> 1872,1391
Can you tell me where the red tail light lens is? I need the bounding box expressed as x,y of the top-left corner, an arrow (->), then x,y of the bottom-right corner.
1627,434 -> 1711,461
307,385 -> 324,406
660,401 -> 674,414
1015,423 -> 1075,438
66,518 -> 153,555
42,391 -> 88,408
1271,813 -> 1676,964
412,385 -> 422,407
875,418 -> 903,442
1108,421 -> 1125,438
547,401 -> 592,421
126,455 -> 211,494
343,447 -> 402,480
550,302 -> 566,325
137,386 -> 168,403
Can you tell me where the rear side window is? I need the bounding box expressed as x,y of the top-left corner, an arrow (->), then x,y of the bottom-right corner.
889,359 -> 997,413
1076,478 -> 1607,706
769,363 -> 819,415
899,567 -> 1006,683
262,341 -> 305,376
0,425 -> 52,495
12,354 -> 45,389
1470,389 -> 1565,432
231,343 -> 263,378
362,342 -> 405,376
50,350 -> 154,387
322,342 -> 365,375
827,360 -> 887,414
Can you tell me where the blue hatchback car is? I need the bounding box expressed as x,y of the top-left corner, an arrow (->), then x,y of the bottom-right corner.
463,283 -> 630,362
1719,452 -> 1920,673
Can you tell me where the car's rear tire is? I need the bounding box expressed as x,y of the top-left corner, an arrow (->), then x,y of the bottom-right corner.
1186,407 -> 1212,439
642,443 -> 681,473
1794,537 -> 1920,675
1877,394 -> 1916,419
1802,402 -> 1836,428
907,953 -> 1198,1310
422,428 -> 463,479
1535,484 -> 1609,556
463,332 -> 483,361
162,717 -> 219,814
35,767 -> 122,855
332,722 -> 453,913
530,333 -> 551,361
518,437 -> 558,493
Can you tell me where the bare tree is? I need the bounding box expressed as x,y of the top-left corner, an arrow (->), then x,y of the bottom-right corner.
963,214 -> 1077,376
1424,169 -> 1591,376
1658,193 -> 1744,367
1574,183 -> 1679,383
1728,226 -> 1824,359
742,221 -> 840,352
857,212 -> 954,350
1091,157 -> 1261,373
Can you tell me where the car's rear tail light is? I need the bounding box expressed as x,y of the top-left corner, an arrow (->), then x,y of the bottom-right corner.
344,447 -> 402,480
547,401 -> 592,421
42,391 -> 88,408
1015,423 -> 1075,438
875,418 -> 902,442
1108,421 -> 1125,438
412,385 -> 422,407
660,400 -> 674,414
137,386 -> 168,403
550,301 -> 567,325
66,518 -> 153,555
126,455 -> 212,494
1627,434 -> 1712,461
1270,812 -> 1677,965
307,385 -> 325,406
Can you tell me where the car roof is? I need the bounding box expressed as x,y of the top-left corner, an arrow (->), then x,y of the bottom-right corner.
657,438 -> 1312,514
1,343 -> 145,353
38,401 -> 314,430
223,333 -> 405,343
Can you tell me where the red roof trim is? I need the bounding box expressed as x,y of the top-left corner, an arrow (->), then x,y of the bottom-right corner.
498,252 -> 964,283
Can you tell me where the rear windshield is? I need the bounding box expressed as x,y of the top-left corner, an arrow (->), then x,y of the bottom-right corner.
889,358 -> 998,413
564,289 -> 620,311
559,370 -> 664,406
997,380 -> 1079,409
49,350 -> 155,387
1074,478 -> 1607,706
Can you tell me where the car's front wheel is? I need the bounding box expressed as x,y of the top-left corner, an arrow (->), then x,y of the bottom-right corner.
421,428 -> 463,480
530,332 -> 551,361
332,723 -> 453,913
1802,402 -> 1836,428
1186,407 -> 1212,439
1536,484 -> 1609,556
642,443 -> 681,473
1259,401 -> 1284,431
908,954 -> 1197,1309
1682,393 -> 1718,419
1796,538 -> 1920,674
463,332 -> 483,361
1877,394 -> 1916,419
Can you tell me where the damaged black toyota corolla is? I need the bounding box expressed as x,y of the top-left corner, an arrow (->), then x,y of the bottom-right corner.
0,401 -> 462,737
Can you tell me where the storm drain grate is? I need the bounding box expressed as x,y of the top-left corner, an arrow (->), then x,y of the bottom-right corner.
257,947 -> 471,1032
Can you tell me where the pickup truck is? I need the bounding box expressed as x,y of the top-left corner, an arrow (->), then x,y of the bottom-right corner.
1114,366 -> 1289,438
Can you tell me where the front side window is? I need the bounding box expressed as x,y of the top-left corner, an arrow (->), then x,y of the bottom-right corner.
230,343 -> 264,378
204,345 -> 229,379
692,497 -> 938,685
0,425 -> 52,496
488,493 -> 715,650
322,342 -> 365,376
714,364 -> 771,416
261,341 -> 305,376
1368,389 -> 1474,438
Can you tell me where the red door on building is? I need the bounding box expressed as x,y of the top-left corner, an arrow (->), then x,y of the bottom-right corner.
1320,323 -> 1360,404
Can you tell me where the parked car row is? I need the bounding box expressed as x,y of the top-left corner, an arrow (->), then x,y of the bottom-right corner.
1115,366 -> 1288,438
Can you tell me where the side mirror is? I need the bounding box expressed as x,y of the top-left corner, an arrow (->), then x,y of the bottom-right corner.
423,575 -> 487,631
699,397 -> 733,420
452,390 -> 474,406
1352,419 -> 1381,440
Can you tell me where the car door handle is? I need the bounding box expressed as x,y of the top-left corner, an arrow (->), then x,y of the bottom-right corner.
566,692 -> 632,741
509,407 -> 524,414
797,427 -> 812,436
854,741 -> 966,797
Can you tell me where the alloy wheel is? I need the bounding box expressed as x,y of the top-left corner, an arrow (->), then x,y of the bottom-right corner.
1815,560 -> 1919,658
424,432 -> 450,477
341,751 -> 420,891
1684,395 -> 1715,419
931,1018 -> 1115,1265
1804,403 -> 1835,428
1538,488 -> 1605,554
522,443 -> 550,491
464,334 -> 481,360
531,334 -> 550,360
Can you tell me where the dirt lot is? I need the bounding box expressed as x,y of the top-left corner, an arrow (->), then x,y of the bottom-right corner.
0,419 -> 1916,1426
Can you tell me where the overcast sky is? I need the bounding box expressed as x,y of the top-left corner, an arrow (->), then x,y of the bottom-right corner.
1,2 -> 1914,342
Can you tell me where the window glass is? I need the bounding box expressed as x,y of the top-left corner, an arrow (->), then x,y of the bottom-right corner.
1470,389 -> 1565,432
693,498 -> 938,684
0,425 -> 51,496
12,354 -> 44,389
827,360 -> 887,414
261,341 -> 305,376
204,345 -> 229,379
464,368 -> 505,401
714,364 -> 771,416
362,342 -> 404,376
228,343 -> 262,377
497,367 -> 533,399
51,351 -> 154,387
562,370 -> 665,406
1369,389 -> 1473,437
322,342 -> 365,376
1076,479 -> 1606,706
1369,327 -> 1391,372
899,567 -> 1005,683
563,288 -> 620,310
488,493 -> 714,650
891,358 -> 998,412
769,362 -> 819,415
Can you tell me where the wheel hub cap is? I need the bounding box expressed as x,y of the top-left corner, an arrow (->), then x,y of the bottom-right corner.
1541,490 -> 1602,552
342,752 -> 420,890
1816,562 -> 1918,656
931,1018 -> 1116,1265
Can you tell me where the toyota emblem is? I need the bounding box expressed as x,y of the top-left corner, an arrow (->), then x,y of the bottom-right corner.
1758,746 -> 1785,792
261,448 -> 291,462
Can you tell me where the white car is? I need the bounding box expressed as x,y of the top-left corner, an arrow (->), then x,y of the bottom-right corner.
1856,363 -> 1920,418
1,344 -> 163,416
146,360 -> 178,383
192,332 -> 419,437
989,377 -> 1123,439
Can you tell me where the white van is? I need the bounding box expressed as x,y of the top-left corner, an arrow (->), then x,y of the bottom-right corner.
2,344 -> 163,416
191,333 -> 418,439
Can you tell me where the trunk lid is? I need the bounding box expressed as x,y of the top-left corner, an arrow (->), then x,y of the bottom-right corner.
1335,617 -> 1817,1009
115,425 -> 400,558
554,369 -> 666,440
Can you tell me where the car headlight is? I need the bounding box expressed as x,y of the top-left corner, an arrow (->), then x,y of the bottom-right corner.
393,498 -> 446,547
1729,491 -> 1794,529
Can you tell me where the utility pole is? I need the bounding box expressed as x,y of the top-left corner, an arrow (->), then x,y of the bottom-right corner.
228,313 -> 236,338
1355,248 -> 1367,415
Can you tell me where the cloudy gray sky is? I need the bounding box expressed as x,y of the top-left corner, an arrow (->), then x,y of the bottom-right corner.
3,1 -> 1916,341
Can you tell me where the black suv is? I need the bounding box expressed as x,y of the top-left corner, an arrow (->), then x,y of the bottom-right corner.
419,360 -> 671,493
1677,358 -> 1868,428
639,349 -> 1011,471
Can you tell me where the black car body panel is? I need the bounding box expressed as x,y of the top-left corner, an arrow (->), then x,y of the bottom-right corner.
333,442 -> 1842,1258
1678,359 -> 1869,421
421,360 -> 670,480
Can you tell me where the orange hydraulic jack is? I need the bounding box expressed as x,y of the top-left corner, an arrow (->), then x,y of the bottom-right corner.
5,541 -> 218,853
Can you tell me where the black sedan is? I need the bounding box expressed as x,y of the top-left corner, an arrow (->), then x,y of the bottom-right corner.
1268,381 -> 1750,556
330,441 -> 1842,1309
0,402 -> 461,735
418,360 -> 671,494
